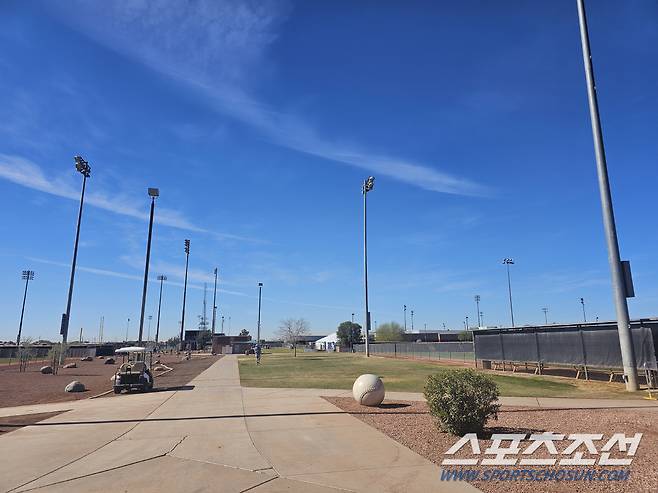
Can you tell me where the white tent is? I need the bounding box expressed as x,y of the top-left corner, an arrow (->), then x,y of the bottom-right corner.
314,332 -> 338,351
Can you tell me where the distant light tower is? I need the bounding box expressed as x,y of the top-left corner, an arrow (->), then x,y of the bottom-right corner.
475,295 -> 481,327
576,0 -> 637,390
542,307 -> 549,325
155,275 -> 167,345
403,305 -> 407,331
125,317 -> 130,342
147,315 -> 152,342
17,270 -> 35,346
228,316 -> 232,335
257,282 -> 263,344
351,313 -> 354,324
179,239 -> 190,351
465,315 -> 469,330
60,155 -> 91,364
362,175 -> 375,357
580,297 -> 587,323
211,268 -> 218,335
138,187 -> 159,344
502,258 -> 515,327
221,315 -> 225,334
410,310 -> 414,331
480,311 -> 484,327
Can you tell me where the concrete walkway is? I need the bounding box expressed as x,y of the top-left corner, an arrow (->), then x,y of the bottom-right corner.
0,356 -> 476,493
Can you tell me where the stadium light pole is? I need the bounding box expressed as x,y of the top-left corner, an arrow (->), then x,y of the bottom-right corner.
503,258 -> 515,327
257,282 -> 263,344
155,275 -> 167,345
138,188 -> 159,344
211,268 -> 218,335
17,270 -> 35,347
475,295 -> 481,327
179,239 -> 190,351
60,156 -> 91,365
403,304 -> 407,331
580,297 -> 587,323
125,318 -> 130,342
576,0 -> 637,390
542,307 -> 549,325
351,313 -> 354,324
411,310 -> 414,331
362,176 -> 374,357
480,311 -> 484,327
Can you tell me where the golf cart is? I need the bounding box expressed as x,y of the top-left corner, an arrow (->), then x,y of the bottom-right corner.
113,346 -> 154,394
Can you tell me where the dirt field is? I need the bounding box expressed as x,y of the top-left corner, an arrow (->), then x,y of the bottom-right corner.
0,353 -> 219,408
325,397 -> 658,493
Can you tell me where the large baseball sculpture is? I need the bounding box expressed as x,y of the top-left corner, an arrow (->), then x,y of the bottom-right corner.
352,374 -> 385,406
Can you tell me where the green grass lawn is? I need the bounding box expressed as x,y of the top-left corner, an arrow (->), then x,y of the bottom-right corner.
239,350 -> 639,399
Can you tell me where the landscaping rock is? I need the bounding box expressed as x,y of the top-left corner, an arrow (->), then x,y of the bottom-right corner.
80,356 -> 93,362
104,358 -> 115,364
64,381 -> 85,393
40,366 -> 53,374
153,365 -> 168,371
63,362 -> 77,369
98,355 -> 105,359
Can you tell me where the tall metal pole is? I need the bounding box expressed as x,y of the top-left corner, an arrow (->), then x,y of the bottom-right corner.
125,318 -> 130,342
257,282 -> 263,344
411,310 -> 414,331
580,297 -> 587,323
475,295 -> 481,327
60,156 -> 90,365
155,275 -> 166,345
17,270 -> 34,346
363,177 -> 374,357
138,191 -> 158,343
576,0 -> 637,390
221,316 -> 225,334
503,258 -> 515,327
180,240 -> 190,351
211,268 -> 218,335
542,307 -> 549,325
351,313 -> 354,323
403,305 -> 407,331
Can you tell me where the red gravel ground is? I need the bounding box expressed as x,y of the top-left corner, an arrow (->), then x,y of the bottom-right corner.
325,397 -> 658,493
0,354 -> 219,408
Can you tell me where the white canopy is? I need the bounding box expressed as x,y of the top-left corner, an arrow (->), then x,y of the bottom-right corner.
115,346 -> 151,354
314,333 -> 338,350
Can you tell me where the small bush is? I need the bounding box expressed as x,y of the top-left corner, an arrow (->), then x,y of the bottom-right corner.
424,369 -> 500,436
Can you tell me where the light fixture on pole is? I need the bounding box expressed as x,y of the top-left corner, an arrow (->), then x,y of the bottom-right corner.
221,315 -> 225,334
60,155 -> 91,365
17,270 -> 35,347
257,282 -> 263,344
211,268 -> 218,335
502,258 -> 515,327
403,304 -> 407,332
542,307 -> 549,325
576,0 -> 638,391
179,239 -> 190,351
138,188 -> 159,344
580,297 -> 587,323
465,315 -> 469,330
411,310 -> 414,331
475,295 -> 481,327
155,275 -> 167,345
351,313 -> 354,324
362,175 -> 375,357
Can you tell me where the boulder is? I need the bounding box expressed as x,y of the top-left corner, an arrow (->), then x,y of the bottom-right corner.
98,355 -> 105,359
40,366 -> 53,374
80,356 -> 93,362
63,362 -> 77,369
65,381 -> 86,393
104,358 -> 115,365
153,365 -> 168,372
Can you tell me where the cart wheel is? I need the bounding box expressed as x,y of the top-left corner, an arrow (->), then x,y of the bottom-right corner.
113,387 -> 121,394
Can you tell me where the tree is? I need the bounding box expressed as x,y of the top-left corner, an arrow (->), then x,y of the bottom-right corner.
239,329 -> 250,337
458,330 -> 473,342
375,322 -> 405,342
196,330 -> 212,349
336,321 -> 362,349
276,318 -> 310,357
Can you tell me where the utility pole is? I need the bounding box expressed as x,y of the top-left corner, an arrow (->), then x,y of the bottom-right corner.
480,311 -> 484,327
155,275 -> 167,345
221,316 -> 225,334
16,270 -> 35,346
351,313 -> 354,324
179,239 -> 190,351
503,258 -> 515,327
60,156 -> 91,365
403,304 -> 407,331
202,282 -> 208,329
576,0 -> 637,390
542,307 -> 549,325
411,310 -> 414,331
228,316 -> 231,335
257,282 -> 263,344
475,295 -> 481,327
362,176 -> 374,357
138,188 -> 159,344
580,297 -> 587,323
211,268 -> 218,335
99,315 -> 104,343
125,318 -> 130,343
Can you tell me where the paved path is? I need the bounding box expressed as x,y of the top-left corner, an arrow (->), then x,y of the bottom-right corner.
0,356 -> 475,493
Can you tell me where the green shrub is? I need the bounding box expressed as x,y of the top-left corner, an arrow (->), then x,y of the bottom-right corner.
424,369 -> 500,436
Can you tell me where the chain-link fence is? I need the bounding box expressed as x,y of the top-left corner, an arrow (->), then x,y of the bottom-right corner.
353,341 -> 474,363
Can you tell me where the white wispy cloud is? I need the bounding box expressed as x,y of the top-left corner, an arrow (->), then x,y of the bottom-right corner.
0,153 -> 256,241
49,0 -> 492,197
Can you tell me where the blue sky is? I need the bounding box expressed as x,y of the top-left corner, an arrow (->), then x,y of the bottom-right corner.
1,0 -> 657,343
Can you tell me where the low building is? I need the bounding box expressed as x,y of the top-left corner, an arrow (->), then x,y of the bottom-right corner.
211,334 -> 252,354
